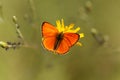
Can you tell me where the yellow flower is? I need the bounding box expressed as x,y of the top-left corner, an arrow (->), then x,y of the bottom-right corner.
56,19 -> 84,46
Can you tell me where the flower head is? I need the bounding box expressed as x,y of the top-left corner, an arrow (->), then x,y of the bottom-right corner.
56,19 -> 84,46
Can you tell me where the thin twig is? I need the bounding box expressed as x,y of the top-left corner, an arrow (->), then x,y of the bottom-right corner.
0,41 -> 22,50
91,28 -> 106,45
0,16 -> 24,50
0,16 -> 38,50
12,16 -> 24,42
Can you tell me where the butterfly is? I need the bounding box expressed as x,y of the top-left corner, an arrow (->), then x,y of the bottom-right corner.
42,22 -> 80,54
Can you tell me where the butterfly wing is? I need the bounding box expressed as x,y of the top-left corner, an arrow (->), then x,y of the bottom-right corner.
42,22 -> 58,51
64,33 -> 80,47
42,36 -> 56,52
56,33 -> 79,54
42,22 -> 58,38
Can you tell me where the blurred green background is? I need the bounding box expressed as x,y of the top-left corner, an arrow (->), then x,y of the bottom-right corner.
0,0 -> 120,80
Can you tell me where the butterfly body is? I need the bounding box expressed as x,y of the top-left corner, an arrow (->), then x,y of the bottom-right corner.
42,22 -> 79,54
54,32 -> 63,50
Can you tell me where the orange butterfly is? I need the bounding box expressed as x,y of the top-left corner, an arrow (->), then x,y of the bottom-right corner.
42,21 -> 80,54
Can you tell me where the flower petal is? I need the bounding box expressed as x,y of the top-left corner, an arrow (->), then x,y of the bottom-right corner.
56,20 -> 61,31
74,27 -> 80,32
76,42 -> 82,46
79,33 -> 84,38
61,19 -> 64,29
68,24 -> 74,29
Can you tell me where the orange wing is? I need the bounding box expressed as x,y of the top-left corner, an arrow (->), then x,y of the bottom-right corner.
42,22 -> 58,38
42,36 -> 56,52
42,22 -> 58,52
64,33 -> 80,47
56,33 -> 79,54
